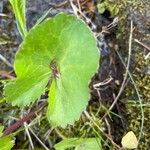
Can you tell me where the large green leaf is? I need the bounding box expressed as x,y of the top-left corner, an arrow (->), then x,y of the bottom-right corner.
4,13 -> 99,126
54,138 -> 101,150
10,0 -> 27,38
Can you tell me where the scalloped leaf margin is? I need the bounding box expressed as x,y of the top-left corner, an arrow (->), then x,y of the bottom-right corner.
4,13 -> 99,127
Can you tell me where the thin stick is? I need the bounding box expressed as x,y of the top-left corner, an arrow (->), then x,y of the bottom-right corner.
93,76 -> 113,88
77,0 -> 82,13
3,110 -> 36,136
0,71 -> 15,79
55,128 -> 66,139
49,0 -> 68,8
0,13 -> 8,17
134,39 -> 150,51
102,20 -> 134,119
28,127 -> 49,150
69,0 -> 96,29
24,122 -> 34,149
0,54 -> 13,68
3,103 -> 47,136
84,111 -> 121,149
116,50 -> 144,145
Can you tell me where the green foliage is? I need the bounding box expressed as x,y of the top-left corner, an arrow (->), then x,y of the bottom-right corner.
0,126 -> 4,135
9,0 -> 27,38
4,13 -> 99,127
54,138 -> 101,150
0,136 -> 14,150
0,126 -> 14,150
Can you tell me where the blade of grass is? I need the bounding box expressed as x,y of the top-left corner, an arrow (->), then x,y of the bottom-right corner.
34,8 -> 52,27
102,20 -> 134,119
115,49 -> 144,145
84,111 -> 121,149
9,0 -> 27,38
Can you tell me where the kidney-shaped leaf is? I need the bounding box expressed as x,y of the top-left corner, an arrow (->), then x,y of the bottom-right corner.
4,13 -> 99,127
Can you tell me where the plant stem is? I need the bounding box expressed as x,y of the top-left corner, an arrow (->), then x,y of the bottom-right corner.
3,103 -> 47,136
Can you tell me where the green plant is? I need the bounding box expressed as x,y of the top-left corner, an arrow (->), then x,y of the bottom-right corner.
0,126 -> 14,150
54,138 -> 101,150
4,1 -> 99,128
9,0 -> 27,38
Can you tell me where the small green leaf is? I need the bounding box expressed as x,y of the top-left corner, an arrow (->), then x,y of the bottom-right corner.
9,0 -> 27,38
0,126 -> 4,136
0,136 -> 14,150
0,126 -> 4,133
54,138 -> 101,150
0,126 -> 15,150
121,131 -> 138,149
4,13 -> 99,126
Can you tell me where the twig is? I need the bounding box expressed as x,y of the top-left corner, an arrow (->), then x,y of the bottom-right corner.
116,50 -> 144,146
0,54 -> 13,68
44,127 -> 54,141
104,118 -> 111,138
96,17 -> 119,37
102,20 -> 134,119
84,111 -> 121,149
134,39 -> 150,51
0,71 -> 15,79
0,13 -> 9,17
55,128 -> 66,139
69,0 -> 96,30
76,0 -> 82,13
49,0 -> 68,8
134,39 -> 150,59
93,76 -> 113,89
3,103 -> 47,136
28,127 -> 49,150
145,53 -> 150,59
24,122 -> 34,149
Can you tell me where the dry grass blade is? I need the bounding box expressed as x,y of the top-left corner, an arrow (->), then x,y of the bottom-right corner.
28,127 -> 49,150
115,50 -> 144,146
84,111 -> 121,149
69,0 -> 96,29
102,20 -> 134,119
0,54 -> 13,68
134,39 -> 150,52
24,122 -> 34,149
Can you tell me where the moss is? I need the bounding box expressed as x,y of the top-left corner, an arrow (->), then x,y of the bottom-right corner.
97,1 -> 120,16
97,0 -> 144,17
97,1 -> 150,149
124,52 -> 150,149
55,103 -> 108,148
58,103 -> 105,137
126,102 -> 150,149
